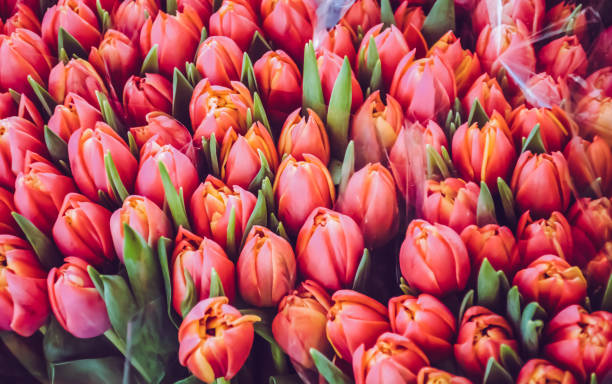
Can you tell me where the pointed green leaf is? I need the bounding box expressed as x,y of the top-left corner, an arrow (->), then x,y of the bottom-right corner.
458,289 -> 474,321
44,125 -> 69,165
12,212 -> 62,270
590,373 -> 598,384
96,0 -> 110,33
366,37 -> 379,74
253,92 -> 272,136
352,248 -> 371,293
327,56 -> 352,158
339,140 -> 355,196
248,149 -> 274,193
159,161 -> 191,230
246,107 -> 253,128
241,53 -> 258,94
483,357 -> 513,384
240,190 -> 267,249
172,68 -> 193,128
276,221 -> 289,242
141,44 -> 159,75
506,286 -> 522,333
174,376 -> 202,384
249,31 -> 272,61
601,273 -> 612,312
380,0 -> 395,28
521,123 -> 547,154
127,131 -> 139,159
302,41 -> 326,120
368,59 -> 382,95
497,177 -> 516,226
269,375 -> 301,384
123,223 -> 163,307
261,177 -> 274,212
310,348 -> 352,384
520,302 -> 547,357
104,152 -> 129,203
477,181 -> 497,226
58,28 -> 87,59
9,88 -> 21,104
421,0 -> 456,46
158,237 -> 180,328
399,277 -> 418,296
467,98 -> 489,127
28,75 -> 57,117
226,207 -> 237,258
477,258 -> 503,309
199,27 -> 208,46
181,268 -> 197,317
329,158 -> 343,185
563,4 -> 583,35
166,0 -> 177,14
440,146 -> 455,175
426,144 -> 450,179
185,62 -> 202,87
99,274 -> 138,340
499,344 -> 522,377
209,268 -> 226,298
96,91 -> 126,137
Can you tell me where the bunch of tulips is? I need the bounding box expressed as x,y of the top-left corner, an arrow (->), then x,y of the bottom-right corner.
0,0 -> 611,382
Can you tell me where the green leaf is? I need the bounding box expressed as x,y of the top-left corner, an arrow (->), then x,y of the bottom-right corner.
601,273 -> 612,312
43,317 -> 114,364
11,212 -> 62,269
172,68 -> 194,128
339,141 -> 354,196
520,302 -> 547,358
248,149 -> 275,193
276,221 -> 289,242
9,88 -> 21,104
261,177 -> 274,212
240,190 -> 267,249
368,59 -> 382,95
380,0 -> 395,28
482,357 -> 513,384
157,237 -> 179,328
199,27 -> 208,46
366,37 -> 379,74
96,91 -> 126,137
159,161 -> 191,230
440,146 -> 455,175
141,45 -> 159,75
166,0 -> 176,14
181,268 -> 197,317
477,258 -> 508,310
269,375 -> 301,384
249,31 -> 272,62
186,62 -> 202,87
201,134 -> 220,178
226,207 -> 237,259
253,92 -> 272,136
590,373 -> 598,384
127,131 -> 139,159
421,0 -> 456,46
104,152 -> 129,203
49,357 -> 134,384
477,181 -> 497,226
97,189 -> 117,210
521,123 -> 546,154
174,376 -> 204,384
246,108 -> 253,129
123,224 -> 163,307
506,286 -> 522,334
241,53 -> 258,94
302,41 -> 326,120
28,76 -> 57,117
426,144 -> 450,179
44,125 -> 69,165
329,158 -> 343,185
0,331 -> 49,384
399,277 -> 418,296
499,344 -> 522,377
96,0 -> 110,33
209,268 -> 226,298
497,177 -> 516,226
352,248 -> 371,293
327,56 -> 352,158
458,289 -> 474,321
467,98 -> 489,127
58,28 -> 87,60
99,273 -> 139,340
310,348 -> 352,384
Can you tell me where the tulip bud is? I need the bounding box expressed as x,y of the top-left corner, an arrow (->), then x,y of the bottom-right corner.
0,29 -> 53,96
545,2 -> 587,42
190,79 -> 253,144
317,50 -> 363,113
582,67 -> 612,99
110,195 -> 173,262
123,73 -> 173,126
584,245 -> 612,290
538,36 -> 587,79
460,224 -> 520,278
89,29 -> 140,92
422,178 -> 479,234
0,92 -> 17,119
326,290 -> 390,363
519,72 -> 569,111
350,91 -> 403,168
14,153 -> 77,234
273,154 -> 335,235
454,306 -> 519,379
219,122 -> 279,190
567,197 -> 612,267
472,0 -> 544,36
0,235 -> 49,336
342,0 -> 380,34
272,280 -> 332,379
462,73 -> 512,119
48,58 -> 110,107
544,305 -> 612,381
317,21 -> 357,65
140,9 -> 203,78
53,193 -> 116,267
4,4 -> 41,35
135,141 -> 199,209
511,151 -> 572,218
575,94 -> 612,142
48,93 -> 103,142
0,117 -> 46,189
278,108 -> 330,165
296,207 -> 363,291
171,228 -> 236,313
178,297 -> 260,382
517,211 -> 573,266
353,332 -> 429,384
129,111 -> 195,160
210,0 -> 262,51
509,105 -> 573,152
0,188 -> 17,235
428,31 -> 481,96
112,0 -> 159,41
189,176 -> 256,249
400,220 -> 470,297
516,359 -> 578,384
564,136 -> 612,196
195,36 -> 242,88
388,294 -> 456,361
337,163 -> 399,248
394,1 -> 426,32
41,0 -> 101,53
416,367 -> 473,384
177,0 -> 212,22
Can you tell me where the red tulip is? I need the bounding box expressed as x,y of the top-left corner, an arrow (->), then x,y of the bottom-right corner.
545,2 -> 587,42
574,94 -> 612,143
111,0 -> 159,41
517,211 -> 573,267
472,0 -> 544,36
189,176 -> 257,250
177,0 -> 212,22
416,367 -> 473,384
48,93 -> 102,142
178,297 -> 260,382
462,73 -> 512,119
582,67 -> 612,99
544,305 -> 612,381
273,154 -> 335,235
538,36 -> 587,79
336,163 -> 399,248
584,245 -> 612,290
89,29 -> 140,92
317,50 -> 363,113
394,1 -> 426,32
129,111 -> 195,161
0,188 -> 17,235
317,21 -> 357,65
516,359 -> 578,384
454,306 -> 519,379
388,294 -> 456,361
422,178 -> 479,235
195,36 -> 242,88
42,0 -> 101,53
400,220 -> 470,297
0,235 -> 49,336
564,135 -> 612,196
4,4 -> 41,35
341,0 -> 380,34
123,73 -> 173,126
135,141 -> 199,209
567,197 -> 612,267
353,332 -> 429,384
508,105 -> 574,152
460,224 -> 520,278
0,29 -> 53,96
0,0 -> 38,19
171,228 -> 236,313
326,290 -> 390,363
0,92 -> 17,119
53,193 -> 116,267
0,116 -> 46,189
511,151 -> 572,218
16,93 -> 43,131
14,152 -> 77,234
110,195 -> 172,262
278,108 -> 330,165
517,72 -> 569,109
48,58 -> 110,107
209,0 -> 262,51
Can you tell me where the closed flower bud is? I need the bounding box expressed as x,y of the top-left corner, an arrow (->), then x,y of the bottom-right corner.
342,0 -> 380,34
317,50 -> 363,113
4,4 -> 41,35
517,211 -> 573,266
129,111 -> 195,160
195,36 -> 242,88
567,197 -> 612,267
462,73 -> 512,119
111,0 -> 159,41
42,0 -> 101,53
417,367 -> 473,384
89,29 -> 140,92
317,21 -> 357,64
509,105 -> 574,152
278,108 -> 330,165
423,178 -> 479,235
210,0 -> 262,51
516,359 -> 577,384
48,58 -> 110,107
564,135 -> 612,196
472,0 -> 544,36
538,35 -> 587,79
460,224 -> 520,278
0,117 -> 46,189
48,93 -> 102,142
123,73 -> 173,126
428,31 -> 481,96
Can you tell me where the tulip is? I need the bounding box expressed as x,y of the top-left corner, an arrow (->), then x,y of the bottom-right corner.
237,226 -> 296,307
110,195 -> 172,262
545,2 -> 587,42
4,4 -> 41,35
0,92 -> 17,119
518,72 -> 569,109
273,154 -> 335,235
171,228 -> 236,313
48,93 -> 102,142
111,0 -> 159,41
574,94 -> 612,143
0,235 -> 49,336
584,245 -> 612,290
582,67 -> 612,99
462,73 -> 512,119
123,74 -> 173,126
388,294 -> 456,361
0,29 -> 53,96
564,136 -> 612,196
0,188 -> 17,235
48,58 -> 110,107
428,31 -> 481,96
390,53 -> 456,123
422,178 -> 479,235
454,306 -> 519,379
16,93 -> 43,130
135,141 -> 199,209
416,367 -> 472,384
317,50 -> 363,113
353,332 -> 429,384
317,21 -> 357,65
544,305 -> 612,381
129,111 -> 195,160
516,359 -> 578,384
472,0 -> 544,36
254,50 -> 302,127
89,29 -> 140,92
538,36 -> 587,79
14,153 -> 77,234
53,193 -> 116,267
177,0 -> 212,22
260,0 -> 316,63
567,198 -> 612,267
195,36 -> 242,88
48,257 -> 111,338
336,163 -> 399,248
358,24 -> 411,89
41,0 -> 101,53
400,220 -> 470,297
511,151 -> 572,218
517,211 -> 573,266
278,108 -> 330,165
209,0 -> 262,51
460,224 -> 520,278
189,176 -> 256,250
272,280 -> 332,379
219,122 -> 279,190
140,9 -> 203,78
350,91 -> 403,168
508,105 -> 573,152
341,0 -> 380,34
326,290 -> 390,363
190,79 -> 253,144
0,117 -> 46,189
0,0 -> 38,19
394,1 -> 426,32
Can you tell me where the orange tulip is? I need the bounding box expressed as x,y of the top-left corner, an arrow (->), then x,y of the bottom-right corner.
564,135 -> 612,196
517,211 -> 573,266
129,111 -> 195,160
508,105 -> 574,152
422,178 -> 479,235
317,21 -> 357,65
278,108 -> 330,165
177,0 -> 212,22
4,4 -> 41,35
584,245 -> 612,290
538,36 -> 587,79
428,31 -> 481,96
394,1 -> 426,32
460,224 -> 520,278
516,359 -> 577,384
567,197 -> 612,267
416,367 -> 473,384
462,73 -> 512,119
472,0 -> 545,36
195,36 -> 242,88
